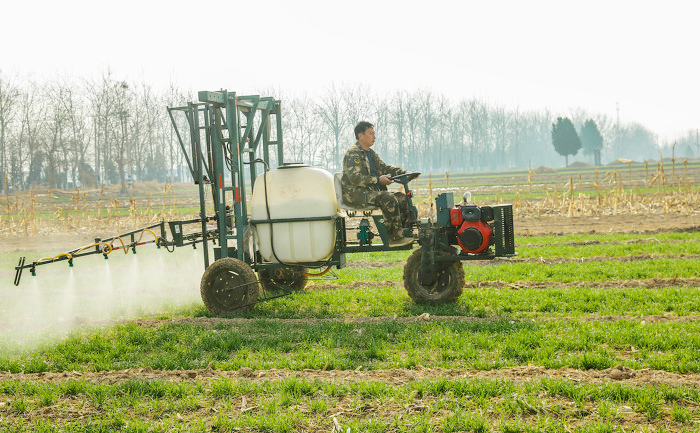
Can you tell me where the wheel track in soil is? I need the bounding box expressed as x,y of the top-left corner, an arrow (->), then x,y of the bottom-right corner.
519,237 -> 700,248
346,253 -> 700,268
122,312 -> 700,331
1,365 -> 698,389
309,277 -> 700,291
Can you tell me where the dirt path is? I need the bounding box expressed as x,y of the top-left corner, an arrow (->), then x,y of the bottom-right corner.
308,277 -> 700,291
121,311 -> 700,329
346,254 -> 700,269
2,365 -> 698,388
515,213 -> 699,237
465,277 -> 700,289
109,313 -> 700,335
522,237 -> 700,248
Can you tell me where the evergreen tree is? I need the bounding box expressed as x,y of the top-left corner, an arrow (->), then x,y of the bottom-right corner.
551,117 -> 581,166
580,119 -> 603,165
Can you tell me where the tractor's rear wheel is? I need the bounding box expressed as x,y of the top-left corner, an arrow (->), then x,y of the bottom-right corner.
258,266 -> 308,292
403,248 -> 464,304
200,258 -> 259,315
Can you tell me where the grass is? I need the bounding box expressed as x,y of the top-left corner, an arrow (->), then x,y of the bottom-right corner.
2,203 -> 699,431
230,282 -> 700,319
515,239 -> 700,258
2,317 -> 700,374
1,377 -> 698,432
336,256 -> 699,284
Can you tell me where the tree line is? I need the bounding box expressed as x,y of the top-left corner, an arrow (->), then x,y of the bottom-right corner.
1,69 -> 696,193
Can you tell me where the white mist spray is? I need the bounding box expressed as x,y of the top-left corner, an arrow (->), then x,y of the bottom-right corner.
1,243 -> 213,351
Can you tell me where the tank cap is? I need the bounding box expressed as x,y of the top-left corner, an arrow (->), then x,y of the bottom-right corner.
279,162 -> 309,169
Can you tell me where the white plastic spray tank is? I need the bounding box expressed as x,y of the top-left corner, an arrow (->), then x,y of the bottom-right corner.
250,163 -> 339,263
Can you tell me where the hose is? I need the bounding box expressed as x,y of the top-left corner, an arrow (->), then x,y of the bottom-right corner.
108,229 -> 159,254
35,241 -> 115,264
136,229 -> 159,244
110,237 -> 128,253
303,266 -> 332,277
35,253 -> 73,264
73,242 -> 114,255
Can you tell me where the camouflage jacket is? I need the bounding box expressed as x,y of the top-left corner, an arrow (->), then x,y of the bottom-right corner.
341,142 -> 406,206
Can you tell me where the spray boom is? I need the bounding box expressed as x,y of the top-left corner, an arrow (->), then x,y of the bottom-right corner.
13,217 -> 216,286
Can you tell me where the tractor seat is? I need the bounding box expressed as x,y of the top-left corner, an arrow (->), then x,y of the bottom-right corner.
334,173 -> 379,211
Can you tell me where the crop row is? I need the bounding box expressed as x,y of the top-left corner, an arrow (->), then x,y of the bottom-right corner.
1,375 -> 699,432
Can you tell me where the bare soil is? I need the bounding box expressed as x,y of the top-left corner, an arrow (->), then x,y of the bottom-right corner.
2,365 -> 698,389
516,213 -> 699,237
122,312 -> 700,330
346,254 -> 700,269
307,277 -> 700,291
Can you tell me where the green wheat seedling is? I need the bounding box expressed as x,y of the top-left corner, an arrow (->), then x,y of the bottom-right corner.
2,377 -> 698,432
2,318 -> 700,374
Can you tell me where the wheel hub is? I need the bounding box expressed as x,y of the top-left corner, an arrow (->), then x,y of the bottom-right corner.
211,270 -> 252,309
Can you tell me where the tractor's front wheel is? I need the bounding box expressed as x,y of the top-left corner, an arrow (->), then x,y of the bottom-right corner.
258,266 -> 308,292
200,258 -> 259,315
403,248 -> 464,304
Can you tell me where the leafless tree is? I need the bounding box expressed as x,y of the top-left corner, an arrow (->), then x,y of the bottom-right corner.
18,79 -> 47,188
53,76 -> 90,188
490,104 -> 511,170
416,89 -> 436,173
342,83 -> 373,139
371,94 -> 396,166
0,69 -> 21,194
388,91 -> 408,168
84,69 -> 124,186
404,92 -> 421,170
43,79 -> 70,189
316,83 -> 348,172
462,98 -> 490,171
432,93 -> 451,172
110,81 -> 133,193
285,93 -> 325,165
163,78 -> 191,182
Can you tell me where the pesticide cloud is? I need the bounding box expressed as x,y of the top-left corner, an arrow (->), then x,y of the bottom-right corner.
1,246 -> 210,350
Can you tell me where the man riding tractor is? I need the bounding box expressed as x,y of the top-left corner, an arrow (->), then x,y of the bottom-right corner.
341,121 -> 414,247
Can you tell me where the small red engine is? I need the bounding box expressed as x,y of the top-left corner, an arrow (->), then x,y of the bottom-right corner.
449,205 -> 494,254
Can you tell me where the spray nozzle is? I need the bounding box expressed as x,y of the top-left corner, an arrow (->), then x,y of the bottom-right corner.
68,258 -> 74,267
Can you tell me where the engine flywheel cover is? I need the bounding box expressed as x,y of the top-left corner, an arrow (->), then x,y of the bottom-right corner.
457,220 -> 492,253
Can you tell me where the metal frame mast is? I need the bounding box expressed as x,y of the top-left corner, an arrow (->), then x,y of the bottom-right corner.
167,91 -> 283,269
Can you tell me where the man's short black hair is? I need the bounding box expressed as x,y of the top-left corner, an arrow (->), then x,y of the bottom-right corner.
354,121 -> 374,140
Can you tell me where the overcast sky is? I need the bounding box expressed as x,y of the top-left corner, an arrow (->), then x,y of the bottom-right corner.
2,0 -> 697,142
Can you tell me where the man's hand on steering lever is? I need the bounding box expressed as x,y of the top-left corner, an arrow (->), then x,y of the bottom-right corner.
379,174 -> 393,186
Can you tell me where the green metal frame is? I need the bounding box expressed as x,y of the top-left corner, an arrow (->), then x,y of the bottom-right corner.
168,90 -> 415,272
167,91 -> 283,269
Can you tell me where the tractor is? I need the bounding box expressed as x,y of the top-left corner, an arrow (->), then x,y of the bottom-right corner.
14,90 -> 515,313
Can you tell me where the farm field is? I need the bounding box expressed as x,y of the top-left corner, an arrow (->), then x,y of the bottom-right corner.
0,161 -> 699,432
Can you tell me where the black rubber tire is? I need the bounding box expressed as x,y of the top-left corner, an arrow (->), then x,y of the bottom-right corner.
257,266 -> 308,292
403,248 -> 464,304
200,258 -> 259,315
